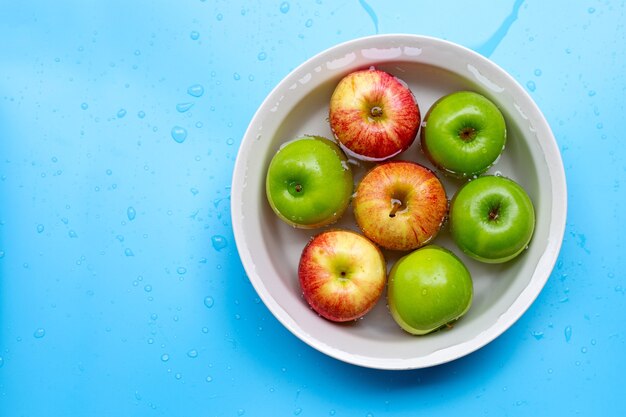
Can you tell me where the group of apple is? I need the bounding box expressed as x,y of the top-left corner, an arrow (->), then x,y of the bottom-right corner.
265,68 -> 535,335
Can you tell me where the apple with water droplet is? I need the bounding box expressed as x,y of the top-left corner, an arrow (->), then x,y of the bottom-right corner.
329,68 -> 420,161
420,91 -> 506,177
352,161 -> 448,251
265,136 -> 353,228
387,245 -> 473,335
298,229 -> 387,322
449,175 -> 535,263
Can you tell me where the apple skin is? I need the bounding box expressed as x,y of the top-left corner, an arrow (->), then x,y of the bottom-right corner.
449,175 -> 535,263
387,245 -> 473,335
420,91 -> 506,178
353,161 -> 448,251
298,229 -> 387,322
329,68 -> 420,161
266,136 -> 353,229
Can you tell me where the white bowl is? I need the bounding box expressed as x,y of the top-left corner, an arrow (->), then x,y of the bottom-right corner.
231,34 -> 567,370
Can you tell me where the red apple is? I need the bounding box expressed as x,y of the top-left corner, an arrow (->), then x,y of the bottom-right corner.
353,161 -> 448,251
298,229 -> 386,322
329,68 -> 420,161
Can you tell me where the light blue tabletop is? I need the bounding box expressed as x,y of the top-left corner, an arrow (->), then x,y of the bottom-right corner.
1,1 -> 624,415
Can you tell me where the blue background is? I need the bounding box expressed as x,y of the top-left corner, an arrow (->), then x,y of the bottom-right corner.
1,1 -> 624,415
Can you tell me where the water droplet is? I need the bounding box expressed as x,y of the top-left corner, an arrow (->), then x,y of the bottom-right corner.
187,349 -> 198,358
305,19 -> 313,28
237,409 -> 245,416
329,410 -> 336,416
534,68 -> 542,76
588,7 -> 595,13
81,102 -> 88,110
0,250 -> 5,258
280,2 -> 290,13
190,187 -> 199,195
564,325 -> 572,342
588,90 -> 596,97
161,353 -> 169,362
33,328 -> 46,338
134,391 -> 142,400
187,84 -> 204,97
177,267 -> 187,275
211,235 -> 227,251
117,108 -> 127,118
37,224 -> 44,233
233,72 -> 241,81
0,357 -> 4,368
531,331 -> 544,340
174,372 -> 182,380
127,206 -> 136,221
144,285 -> 152,292
171,126 -> 188,143
581,346 -> 587,354
204,296 -> 215,308
526,80 -> 536,92
190,30 -> 200,40
257,51 -> 267,61
68,230 -> 78,238
421,289 -> 428,296
294,408 -> 302,415
125,248 -> 134,257
176,102 -> 194,113
216,13 -> 223,21
206,375 -> 213,382
202,327 -> 209,333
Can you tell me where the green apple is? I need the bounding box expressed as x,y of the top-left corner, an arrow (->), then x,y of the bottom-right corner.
420,91 -> 506,177
450,175 -> 535,263
387,245 -> 473,335
266,136 -> 353,228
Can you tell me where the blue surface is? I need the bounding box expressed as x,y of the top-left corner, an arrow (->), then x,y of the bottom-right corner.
1,1 -> 625,415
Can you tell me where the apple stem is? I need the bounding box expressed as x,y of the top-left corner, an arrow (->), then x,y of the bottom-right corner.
389,200 -> 402,218
295,184 -> 302,193
489,205 -> 500,221
459,127 -> 477,142
370,106 -> 383,118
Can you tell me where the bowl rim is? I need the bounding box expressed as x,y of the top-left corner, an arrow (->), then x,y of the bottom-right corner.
231,34 -> 567,370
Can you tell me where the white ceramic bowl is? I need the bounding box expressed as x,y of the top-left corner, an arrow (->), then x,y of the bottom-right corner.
231,34 -> 567,370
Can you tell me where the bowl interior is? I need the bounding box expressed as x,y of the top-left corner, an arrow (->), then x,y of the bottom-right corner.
232,35 -> 565,369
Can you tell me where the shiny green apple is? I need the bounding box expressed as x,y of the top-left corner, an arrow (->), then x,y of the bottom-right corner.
387,245 -> 473,335
420,91 -> 506,177
265,136 -> 353,228
450,175 -> 535,263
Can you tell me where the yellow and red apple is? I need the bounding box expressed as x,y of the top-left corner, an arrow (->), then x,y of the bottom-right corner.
298,230 -> 386,322
353,161 -> 448,251
329,68 -> 420,161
